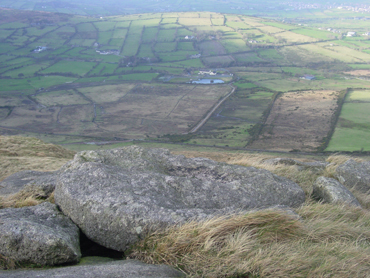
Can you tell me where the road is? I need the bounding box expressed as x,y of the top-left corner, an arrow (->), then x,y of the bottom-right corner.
189,84 -> 236,133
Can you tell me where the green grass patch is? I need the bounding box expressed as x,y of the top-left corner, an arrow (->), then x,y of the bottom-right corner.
221,39 -> 249,53
142,27 -> 158,42
290,28 -> 332,40
121,35 -> 141,56
178,42 -> 195,51
41,61 -> 95,76
154,42 -> 177,53
109,73 -> 159,81
157,29 -> 176,42
94,21 -> 116,31
326,127 -> 370,151
137,44 -> 155,58
0,79 -> 34,91
29,76 -> 77,88
98,31 -> 114,44
234,81 -> 258,89
3,64 -> 48,78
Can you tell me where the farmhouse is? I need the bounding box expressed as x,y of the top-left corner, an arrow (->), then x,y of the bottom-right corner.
199,70 -> 217,75
33,46 -> 47,53
300,75 -> 315,80
347,31 -> 356,37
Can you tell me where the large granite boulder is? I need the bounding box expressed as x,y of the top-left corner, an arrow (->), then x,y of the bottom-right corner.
312,177 -> 361,207
335,159 -> 370,193
0,170 -> 58,197
0,259 -> 184,278
0,202 -> 81,266
55,145 -> 305,251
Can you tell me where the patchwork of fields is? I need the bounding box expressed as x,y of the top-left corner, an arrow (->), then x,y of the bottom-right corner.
1,8 -> 370,152
0,83 -> 232,139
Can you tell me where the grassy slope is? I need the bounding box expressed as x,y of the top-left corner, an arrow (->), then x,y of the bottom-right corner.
0,135 -> 75,181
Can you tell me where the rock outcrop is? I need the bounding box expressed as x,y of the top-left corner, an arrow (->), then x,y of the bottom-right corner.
312,176 -> 361,207
263,158 -> 328,171
0,202 -> 81,266
0,259 -> 184,278
336,159 -> 370,193
0,170 -> 57,197
55,145 -> 305,251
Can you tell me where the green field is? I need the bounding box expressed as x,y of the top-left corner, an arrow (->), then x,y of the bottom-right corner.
327,90 -> 370,152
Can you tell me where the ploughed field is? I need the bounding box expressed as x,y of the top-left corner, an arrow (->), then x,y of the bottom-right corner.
1,8 -> 370,151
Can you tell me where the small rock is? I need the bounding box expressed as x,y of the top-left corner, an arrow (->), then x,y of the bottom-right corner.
312,176 -> 361,207
0,259 -> 185,278
0,202 -> 81,266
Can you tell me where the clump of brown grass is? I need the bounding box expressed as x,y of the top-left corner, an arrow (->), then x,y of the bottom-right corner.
226,155 -> 322,198
0,187 -> 55,209
129,204 -> 370,277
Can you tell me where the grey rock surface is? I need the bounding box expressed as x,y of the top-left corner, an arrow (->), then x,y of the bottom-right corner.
312,176 -> 361,207
335,159 -> 370,193
263,158 -> 328,171
55,145 -> 305,251
0,170 -> 57,197
0,259 -> 185,278
0,202 -> 81,266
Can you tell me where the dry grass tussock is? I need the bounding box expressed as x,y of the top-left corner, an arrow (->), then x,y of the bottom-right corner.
0,135 -> 75,181
0,188 -> 55,209
227,154 -> 322,197
130,204 -> 370,278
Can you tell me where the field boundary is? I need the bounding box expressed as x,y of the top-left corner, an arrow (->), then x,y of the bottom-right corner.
318,88 -> 349,152
245,90 -> 281,147
189,84 -> 236,133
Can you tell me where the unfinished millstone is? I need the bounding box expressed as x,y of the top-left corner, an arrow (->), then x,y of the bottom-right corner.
55,145 -> 305,251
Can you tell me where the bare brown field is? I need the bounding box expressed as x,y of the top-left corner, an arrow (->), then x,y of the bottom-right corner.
35,90 -> 90,106
77,84 -> 137,103
0,84 -> 231,139
249,90 -> 339,152
344,70 -> 370,77
93,84 -> 232,138
257,25 -> 285,34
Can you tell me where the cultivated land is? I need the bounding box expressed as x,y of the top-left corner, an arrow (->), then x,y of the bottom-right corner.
0,8 -> 370,152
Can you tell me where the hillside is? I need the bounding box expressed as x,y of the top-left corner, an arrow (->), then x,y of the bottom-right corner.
0,135 -> 75,181
0,9 -> 370,152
